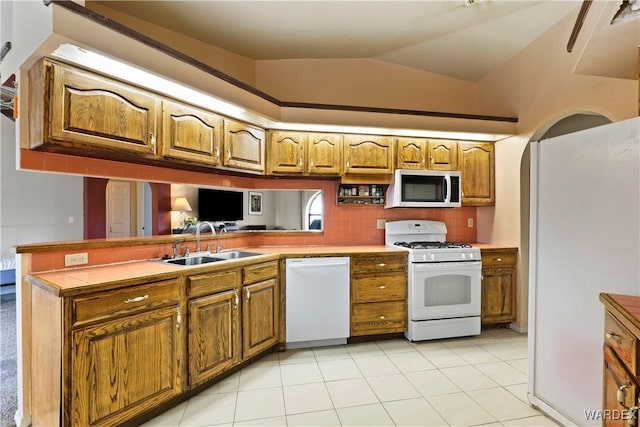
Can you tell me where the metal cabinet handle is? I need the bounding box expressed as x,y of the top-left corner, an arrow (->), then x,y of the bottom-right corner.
310,158 -> 314,168
377,285 -> 387,289
298,157 -> 303,167
606,332 -> 624,345
215,147 -> 220,161
494,257 -> 503,262
378,315 -> 386,320
176,307 -> 181,329
124,294 -> 149,304
150,133 -> 156,153
234,290 -> 239,308
245,288 -> 251,301
376,263 -> 387,267
617,384 -> 628,406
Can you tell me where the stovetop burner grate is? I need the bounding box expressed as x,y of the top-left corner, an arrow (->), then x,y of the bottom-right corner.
394,241 -> 472,249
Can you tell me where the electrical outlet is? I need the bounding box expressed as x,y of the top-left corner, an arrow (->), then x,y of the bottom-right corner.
467,218 -> 474,228
376,219 -> 386,230
65,252 -> 88,267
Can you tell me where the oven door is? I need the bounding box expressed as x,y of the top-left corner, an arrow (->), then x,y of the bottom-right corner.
409,261 -> 481,321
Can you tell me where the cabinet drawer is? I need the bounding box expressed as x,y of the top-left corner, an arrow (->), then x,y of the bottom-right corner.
351,254 -> 407,273
605,313 -> 639,376
243,261 -> 278,284
188,270 -> 239,298
351,301 -> 406,336
352,274 -> 406,303
480,250 -> 517,267
72,279 -> 179,327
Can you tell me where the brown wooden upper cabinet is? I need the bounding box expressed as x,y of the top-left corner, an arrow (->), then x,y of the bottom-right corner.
267,131 -> 342,176
343,135 -> 394,175
161,100 -> 223,166
396,137 -> 428,169
457,141 -> 495,206
428,139 -> 458,170
223,119 -> 266,174
29,58 -> 160,157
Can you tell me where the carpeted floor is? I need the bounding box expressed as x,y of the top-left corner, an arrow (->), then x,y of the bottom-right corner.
0,291 -> 17,427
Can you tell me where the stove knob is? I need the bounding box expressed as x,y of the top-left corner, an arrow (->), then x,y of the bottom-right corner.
468,252 -> 474,259
429,254 -> 436,261
461,253 -> 466,260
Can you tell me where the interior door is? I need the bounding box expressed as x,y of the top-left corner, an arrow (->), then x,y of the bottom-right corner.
106,180 -> 131,238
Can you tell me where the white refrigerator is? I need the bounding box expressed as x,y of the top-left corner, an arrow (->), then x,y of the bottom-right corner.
528,117 -> 640,425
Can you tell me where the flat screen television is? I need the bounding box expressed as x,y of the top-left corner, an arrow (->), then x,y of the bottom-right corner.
198,188 -> 243,221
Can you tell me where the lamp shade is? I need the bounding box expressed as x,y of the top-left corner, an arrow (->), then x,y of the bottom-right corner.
172,197 -> 192,212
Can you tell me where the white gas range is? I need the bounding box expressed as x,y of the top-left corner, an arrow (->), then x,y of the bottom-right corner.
385,220 -> 482,341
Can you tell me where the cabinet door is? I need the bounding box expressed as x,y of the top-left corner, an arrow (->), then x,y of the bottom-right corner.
308,133 -> 342,175
267,131 -> 306,175
242,279 -> 278,359
161,100 -> 222,166
47,60 -> 159,156
457,141 -> 495,206
71,306 -> 182,426
428,139 -> 458,170
343,135 -> 394,174
396,137 -> 428,170
188,289 -> 240,386
603,345 -> 639,427
481,267 -> 516,325
223,119 -> 266,173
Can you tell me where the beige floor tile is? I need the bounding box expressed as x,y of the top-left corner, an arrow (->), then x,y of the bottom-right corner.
200,372 -> 240,395
502,415 -> 562,426
318,358 -> 362,381
282,382 -> 333,415
410,340 -> 448,351
480,342 -> 528,361
234,388 -> 285,422
312,345 -> 350,361
440,365 -> 499,391
180,393 -> 236,426
336,403 -> 395,426
451,345 -> 500,365
279,348 -> 316,364
383,397 -> 448,427
238,365 -> 282,391
346,342 -> 384,358
504,383 -> 529,404
474,361 -> 527,386
280,361 -> 323,386
354,354 -> 400,377
140,401 -> 187,427
507,358 -> 528,374
420,347 -> 469,368
427,392 -> 496,426
233,416 -> 287,426
404,369 -> 461,397
286,409 -> 341,427
387,350 -> 437,373
366,374 -> 421,402
467,387 -> 540,421
376,338 -> 416,354
325,377 -> 379,408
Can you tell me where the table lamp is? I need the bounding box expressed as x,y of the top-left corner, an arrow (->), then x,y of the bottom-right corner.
172,197 -> 192,228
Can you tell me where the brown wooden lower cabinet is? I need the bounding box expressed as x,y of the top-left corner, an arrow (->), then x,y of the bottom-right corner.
480,248 -> 517,325
600,293 -> 640,427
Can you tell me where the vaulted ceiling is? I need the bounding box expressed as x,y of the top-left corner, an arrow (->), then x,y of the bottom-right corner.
88,0 -> 639,82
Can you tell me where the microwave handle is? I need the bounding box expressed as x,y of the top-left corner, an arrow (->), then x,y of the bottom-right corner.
444,175 -> 451,203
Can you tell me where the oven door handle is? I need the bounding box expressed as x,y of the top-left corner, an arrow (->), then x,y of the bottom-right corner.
411,261 -> 482,271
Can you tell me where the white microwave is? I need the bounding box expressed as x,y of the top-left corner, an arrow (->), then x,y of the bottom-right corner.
385,169 -> 462,208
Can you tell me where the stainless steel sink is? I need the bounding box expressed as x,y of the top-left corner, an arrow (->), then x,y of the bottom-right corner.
163,256 -> 225,266
158,251 -> 263,266
214,251 -> 264,260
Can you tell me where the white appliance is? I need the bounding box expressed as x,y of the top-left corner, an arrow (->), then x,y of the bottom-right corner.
385,220 -> 481,341
529,117 -> 640,425
285,257 -> 350,349
385,169 -> 461,208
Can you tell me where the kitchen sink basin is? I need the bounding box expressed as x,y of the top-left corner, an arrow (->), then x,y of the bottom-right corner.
163,256 -> 225,266
158,251 -> 264,266
214,251 -> 264,260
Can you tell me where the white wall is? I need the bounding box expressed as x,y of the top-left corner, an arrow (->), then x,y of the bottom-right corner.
0,115 -> 83,258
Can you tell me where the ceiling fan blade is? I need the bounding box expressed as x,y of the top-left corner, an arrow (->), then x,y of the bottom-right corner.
567,0 -> 593,53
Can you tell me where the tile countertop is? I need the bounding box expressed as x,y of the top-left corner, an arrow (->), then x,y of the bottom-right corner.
26,245 -> 406,297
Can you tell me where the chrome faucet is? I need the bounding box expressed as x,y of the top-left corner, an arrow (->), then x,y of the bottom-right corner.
195,221 -> 215,253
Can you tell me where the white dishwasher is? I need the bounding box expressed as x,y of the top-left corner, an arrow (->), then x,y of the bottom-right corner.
285,257 -> 350,349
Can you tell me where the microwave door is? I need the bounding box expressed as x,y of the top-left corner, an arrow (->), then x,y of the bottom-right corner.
444,175 -> 450,204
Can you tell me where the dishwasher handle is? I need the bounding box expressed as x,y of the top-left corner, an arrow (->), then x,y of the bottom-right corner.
287,260 -> 349,268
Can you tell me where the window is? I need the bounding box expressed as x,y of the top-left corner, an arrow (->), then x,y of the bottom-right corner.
306,191 -> 322,230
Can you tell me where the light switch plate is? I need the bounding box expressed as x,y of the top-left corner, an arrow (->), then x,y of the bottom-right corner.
468,218 -> 474,228
376,219 -> 386,230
